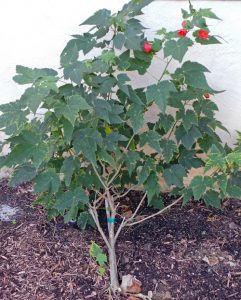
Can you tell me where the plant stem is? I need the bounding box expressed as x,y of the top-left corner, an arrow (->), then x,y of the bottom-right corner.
107,134 -> 135,187
108,243 -> 119,291
166,120 -> 178,140
114,185 -> 138,199
127,196 -> 183,227
114,217 -> 126,242
106,191 -> 120,291
89,206 -> 111,249
91,163 -> 108,190
127,192 -> 147,223
159,58 -> 172,82
89,202 -> 120,291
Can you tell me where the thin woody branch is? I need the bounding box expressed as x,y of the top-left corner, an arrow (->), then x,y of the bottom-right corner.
89,206 -> 111,249
127,196 -> 183,227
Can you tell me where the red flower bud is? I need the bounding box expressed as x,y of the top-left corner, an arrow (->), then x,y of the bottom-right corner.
143,42 -> 152,54
182,20 -> 187,28
177,29 -> 188,38
204,93 -> 210,99
198,29 -> 209,40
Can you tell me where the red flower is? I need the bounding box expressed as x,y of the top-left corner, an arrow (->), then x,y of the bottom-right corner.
198,30 -> 209,40
177,29 -> 188,37
182,20 -> 187,28
204,93 -> 210,99
143,42 -> 152,54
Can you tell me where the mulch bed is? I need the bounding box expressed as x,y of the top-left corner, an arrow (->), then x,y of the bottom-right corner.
0,179 -> 240,300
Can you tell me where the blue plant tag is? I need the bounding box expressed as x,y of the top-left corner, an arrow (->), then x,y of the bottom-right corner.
107,218 -> 116,223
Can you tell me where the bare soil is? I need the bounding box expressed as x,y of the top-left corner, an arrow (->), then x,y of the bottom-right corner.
0,180 -> 240,300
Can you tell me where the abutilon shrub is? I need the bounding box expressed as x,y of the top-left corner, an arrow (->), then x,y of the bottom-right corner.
1,0 -> 241,294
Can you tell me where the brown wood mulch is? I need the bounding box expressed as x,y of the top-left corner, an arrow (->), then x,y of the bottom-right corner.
0,179 -> 240,300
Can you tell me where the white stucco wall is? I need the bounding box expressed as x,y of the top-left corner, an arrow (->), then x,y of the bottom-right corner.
0,1 -> 241,144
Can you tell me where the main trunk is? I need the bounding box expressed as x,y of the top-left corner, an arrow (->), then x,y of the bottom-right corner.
108,243 -> 119,292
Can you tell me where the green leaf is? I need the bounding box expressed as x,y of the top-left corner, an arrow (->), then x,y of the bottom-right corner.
20,86 -> 49,114
160,139 -> 178,163
124,151 -> 140,175
55,187 -> 89,222
175,61 -> 214,92
0,101 -> 29,133
205,145 -> 226,172
62,118 -> 74,144
196,35 -> 221,45
139,131 -> 162,153
127,104 -> 145,134
99,77 -> 117,94
182,188 -> 193,205
63,61 -> 88,85
98,149 -> 116,169
197,8 -> 221,20
4,131 -> 49,168
73,128 -> 102,165
35,76 -> 58,93
70,34 -> 97,55
77,211 -> 94,230
203,190 -> 221,209
10,165 -> 37,187
61,157 -> 79,187
96,253 -> 108,267
32,143 -> 49,168
178,149 -> 203,170
117,74 -> 130,96
54,95 -> 90,126
92,99 -> 111,123
189,176 -> 213,200
34,168 -> 60,193
128,87 -> 144,105
124,29 -> 142,50
148,195 -> 164,210
138,158 -> 155,185
91,59 -> 109,73
226,183 -> 241,199
60,40 -> 79,66
92,99 -> 123,124
181,9 -> 191,19
100,50 -> 116,65
163,164 -> 187,188
13,65 -> 57,85
81,9 -> 111,26
144,172 -> 160,204
98,266 -> 106,276
216,174 -> 228,195
106,132 -> 128,142
152,38 -> 162,52
175,125 -> 202,150
164,37 -> 193,63
121,0 -> 153,17
226,152 -> 241,166
113,33 -> 125,49
77,212 -> 89,230
157,114 -> 175,133
90,241 -> 107,266
146,81 -> 176,112
181,110 -> 198,132
192,16 -> 207,29
194,101 -> 219,119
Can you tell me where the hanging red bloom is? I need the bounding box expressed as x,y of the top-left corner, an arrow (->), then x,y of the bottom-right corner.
143,42 -> 152,54
198,30 -> 209,40
204,93 -> 210,99
177,29 -> 188,37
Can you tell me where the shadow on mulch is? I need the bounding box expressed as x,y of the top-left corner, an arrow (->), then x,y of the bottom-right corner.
0,180 -> 240,300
